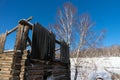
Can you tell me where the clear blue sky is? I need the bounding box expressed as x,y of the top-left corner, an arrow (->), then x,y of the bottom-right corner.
0,0 -> 120,49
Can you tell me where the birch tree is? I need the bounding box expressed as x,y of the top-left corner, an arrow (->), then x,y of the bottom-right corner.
50,2 -> 105,80
50,2 -> 76,45
73,14 -> 105,80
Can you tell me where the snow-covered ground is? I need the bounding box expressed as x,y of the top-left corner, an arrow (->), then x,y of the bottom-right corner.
70,57 -> 120,80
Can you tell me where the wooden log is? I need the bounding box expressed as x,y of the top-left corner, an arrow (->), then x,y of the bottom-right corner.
55,77 -> 69,80
0,77 -> 10,80
0,67 -> 11,71
26,70 -> 44,75
54,75 -> 66,79
26,16 -> 33,21
9,76 -> 20,80
0,56 -> 13,60
0,71 -> 10,74
10,70 -> 20,76
26,65 -> 44,70
0,74 -> 11,77
0,62 -> 12,66
0,53 -> 14,56
25,75 -> 43,80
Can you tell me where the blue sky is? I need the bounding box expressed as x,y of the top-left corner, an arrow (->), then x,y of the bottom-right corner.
0,0 -> 120,49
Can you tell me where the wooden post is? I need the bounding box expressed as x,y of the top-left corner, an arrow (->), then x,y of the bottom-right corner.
14,24 -> 24,50
12,23 -> 30,80
60,40 -> 69,63
14,24 -> 30,50
60,40 -> 70,80
0,32 -> 7,53
22,25 -> 30,50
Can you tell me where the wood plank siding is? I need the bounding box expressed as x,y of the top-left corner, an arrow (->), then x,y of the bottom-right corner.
31,23 -> 55,60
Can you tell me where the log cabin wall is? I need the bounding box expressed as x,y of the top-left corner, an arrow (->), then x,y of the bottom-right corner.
0,50 -> 70,80
10,50 -> 29,80
24,58 -> 70,80
0,51 -> 14,80
0,50 -> 29,80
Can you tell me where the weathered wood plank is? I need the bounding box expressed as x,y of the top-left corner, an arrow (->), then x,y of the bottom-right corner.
31,23 -> 49,60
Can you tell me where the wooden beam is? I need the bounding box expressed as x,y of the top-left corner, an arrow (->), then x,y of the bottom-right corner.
26,16 -> 33,21
19,17 -> 33,30
19,20 -> 33,29
56,40 -> 61,44
6,17 -> 33,36
7,26 -> 18,35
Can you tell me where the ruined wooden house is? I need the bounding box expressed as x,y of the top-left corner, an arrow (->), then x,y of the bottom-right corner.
0,17 -> 70,80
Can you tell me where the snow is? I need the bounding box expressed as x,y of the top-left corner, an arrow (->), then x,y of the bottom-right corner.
70,57 -> 120,80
